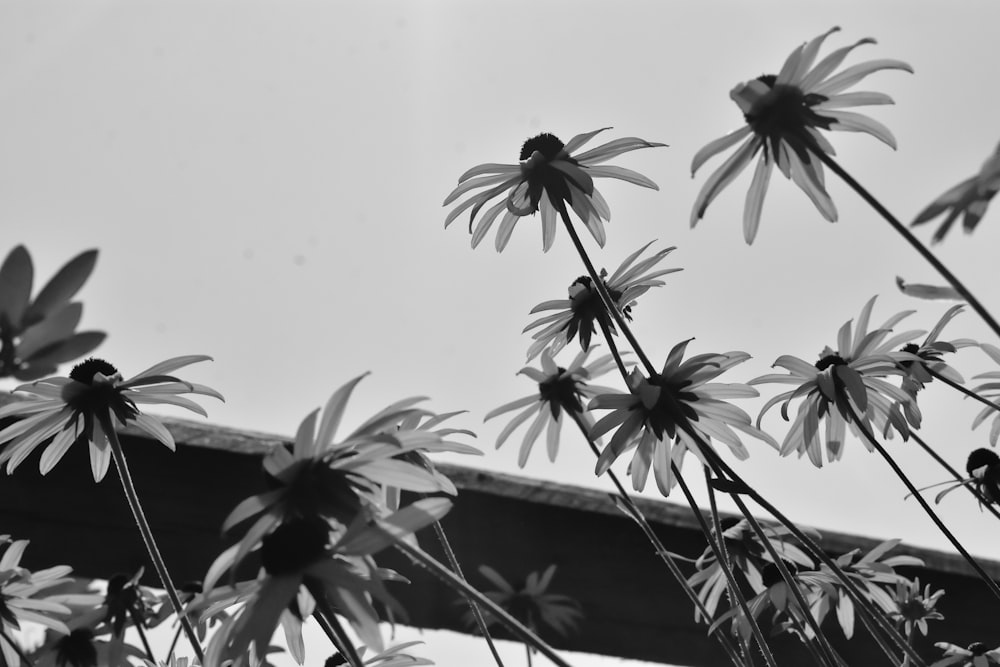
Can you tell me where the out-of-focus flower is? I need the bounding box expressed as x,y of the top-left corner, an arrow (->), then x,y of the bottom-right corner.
0,246 -> 105,381
219,374 -> 465,578
969,344 -> 1000,447
922,449 -> 1000,508
326,641 -> 434,667
462,565 -> 582,639
0,537 -> 85,666
686,519 -> 813,622
0,356 -> 222,481
890,577 -> 944,637
444,128 -> 665,252
589,339 -> 776,495
912,141 -> 1000,243
522,241 -> 680,360
931,642 -> 1000,667
751,296 -> 918,466
896,276 -> 963,301
691,27 -> 911,244
31,606 -> 146,667
205,500 -> 451,667
484,348 -> 617,467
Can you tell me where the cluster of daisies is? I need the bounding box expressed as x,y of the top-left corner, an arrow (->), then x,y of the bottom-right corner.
3,22 -> 1000,667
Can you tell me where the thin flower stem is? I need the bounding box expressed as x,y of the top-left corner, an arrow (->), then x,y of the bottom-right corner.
525,643 -> 533,667
597,318 -> 631,383
902,625 -> 916,667
312,594 -> 364,667
391,538 -> 575,667
567,411 -> 746,667
813,149 -> 1000,342
429,519 -> 506,667
703,468 -> 757,666
129,606 -> 157,663
104,420 -> 205,664
557,206 -> 657,376
844,404 -> 1000,602
909,430 -> 1000,522
929,367 -> 1000,414
698,447 -> 925,666
672,466 -> 781,667
785,610 -> 848,667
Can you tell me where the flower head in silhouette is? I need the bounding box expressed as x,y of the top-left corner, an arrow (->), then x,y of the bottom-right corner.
444,128 -> 665,251
751,297 -> 919,466
485,347 -> 617,467
0,355 -> 221,481
589,339 -> 776,495
931,642 -> 1000,667
523,241 -> 680,360
691,27 -> 912,243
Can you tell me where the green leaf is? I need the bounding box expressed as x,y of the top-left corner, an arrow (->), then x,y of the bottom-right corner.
0,246 -> 34,329
24,250 -> 98,326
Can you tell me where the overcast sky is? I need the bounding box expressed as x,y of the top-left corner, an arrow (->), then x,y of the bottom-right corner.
3,2 -> 1000,665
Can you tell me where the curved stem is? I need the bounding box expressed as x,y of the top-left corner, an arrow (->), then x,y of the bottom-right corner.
699,447 -> 925,666
672,466 -> 780,667
568,412 -> 746,667
430,519 -> 506,667
596,318 -> 631,383
104,421 -> 205,664
909,430 -> 1000,522
128,606 -> 156,662
929,367 -> 1000,414
557,206 -> 657,376
391,538 -> 575,667
844,404 -> 1000,602
813,150 -> 1000,342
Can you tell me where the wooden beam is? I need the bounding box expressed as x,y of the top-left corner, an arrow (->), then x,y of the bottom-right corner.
2,411 -> 995,665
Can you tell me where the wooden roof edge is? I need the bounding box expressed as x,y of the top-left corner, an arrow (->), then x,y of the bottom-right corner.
45,410 -> 1000,580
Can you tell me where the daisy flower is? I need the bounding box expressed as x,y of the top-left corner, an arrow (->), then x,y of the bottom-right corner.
589,339 -> 776,496
219,374 -> 464,581
890,577 -> 944,638
968,345 -> 1000,446
0,355 -> 222,481
443,128 -> 665,252
931,642 -> 1000,667
484,347 -> 617,467
913,140 -> 1000,243
204,499 -> 451,667
686,519 -> 813,622
751,296 -> 919,466
691,27 -> 912,244
522,241 -> 681,360
463,564 -> 582,639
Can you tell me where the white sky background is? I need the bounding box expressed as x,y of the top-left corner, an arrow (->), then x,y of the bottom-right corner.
3,1 -> 1000,665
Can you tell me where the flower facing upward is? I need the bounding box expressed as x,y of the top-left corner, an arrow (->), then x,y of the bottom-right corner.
444,128 -> 665,252
0,355 -> 222,481
522,241 -> 681,360
589,339 -> 776,496
484,348 -> 617,467
913,140 -> 1000,243
691,27 -> 912,243
751,297 -> 918,466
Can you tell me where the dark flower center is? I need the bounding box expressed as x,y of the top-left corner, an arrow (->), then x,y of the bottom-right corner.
538,368 -> 586,419
815,353 -> 847,371
967,448 -> 1000,476
642,374 -> 700,441
63,357 -> 139,430
69,358 -> 119,384
261,516 -> 330,576
761,560 -> 798,588
520,133 -> 565,161
897,597 -> 930,621
563,274 -> 630,351
969,642 -> 988,655
267,456 -> 370,526
55,629 -> 98,667
743,74 -> 832,163
325,655 -> 348,667
105,571 -> 149,636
